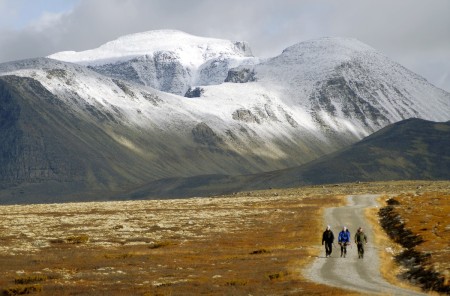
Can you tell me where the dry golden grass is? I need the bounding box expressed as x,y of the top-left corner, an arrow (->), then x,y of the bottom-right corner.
0,180 -> 449,295
366,199 -> 424,293
391,192 -> 450,289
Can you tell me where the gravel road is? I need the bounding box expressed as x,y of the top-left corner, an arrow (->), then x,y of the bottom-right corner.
305,194 -> 426,295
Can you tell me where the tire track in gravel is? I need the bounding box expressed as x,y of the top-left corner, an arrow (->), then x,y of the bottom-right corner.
306,194 -> 426,295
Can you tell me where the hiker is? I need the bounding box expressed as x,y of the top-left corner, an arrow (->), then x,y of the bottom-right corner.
322,225 -> 335,258
338,226 -> 351,257
354,227 -> 367,258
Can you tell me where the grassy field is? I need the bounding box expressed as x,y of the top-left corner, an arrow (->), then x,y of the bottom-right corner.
378,191 -> 450,293
393,192 -> 449,273
0,181 -> 449,295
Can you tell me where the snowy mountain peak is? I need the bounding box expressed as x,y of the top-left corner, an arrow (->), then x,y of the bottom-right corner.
268,37 -> 379,72
48,29 -> 253,66
47,29 -> 256,95
283,37 -> 376,55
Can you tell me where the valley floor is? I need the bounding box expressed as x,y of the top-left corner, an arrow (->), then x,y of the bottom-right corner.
0,181 -> 448,295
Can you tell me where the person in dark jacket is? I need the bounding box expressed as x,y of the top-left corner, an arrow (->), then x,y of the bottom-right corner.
322,225 -> 335,257
338,226 -> 351,257
354,227 -> 368,258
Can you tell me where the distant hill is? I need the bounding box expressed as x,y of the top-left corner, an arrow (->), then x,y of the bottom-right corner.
122,118 -> 450,199
260,118 -> 450,185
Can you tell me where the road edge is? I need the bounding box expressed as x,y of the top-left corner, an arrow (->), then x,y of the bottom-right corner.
364,195 -> 425,294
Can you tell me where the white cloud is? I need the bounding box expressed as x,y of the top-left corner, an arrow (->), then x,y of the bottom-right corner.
28,11 -> 66,32
0,0 -> 448,92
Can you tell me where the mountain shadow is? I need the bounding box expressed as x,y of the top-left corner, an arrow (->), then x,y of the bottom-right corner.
121,118 -> 450,199
0,75 -> 166,204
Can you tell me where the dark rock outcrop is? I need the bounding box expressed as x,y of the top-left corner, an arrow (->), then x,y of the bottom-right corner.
90,52 -> 190,95
184,87 -> 204,98
232,109 -> 261,124
225,68 -> 256,83
192,122 -> 223,146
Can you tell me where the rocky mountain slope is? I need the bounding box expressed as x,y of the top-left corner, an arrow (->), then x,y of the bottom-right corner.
120,118 -> 450,199
0,30 -> 449,203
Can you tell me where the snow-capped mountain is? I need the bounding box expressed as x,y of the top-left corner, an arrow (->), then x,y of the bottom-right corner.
48,30 -> 257,95
0,30 -> 449,202
199,37 -> 450,139
49,32 -> 450,137
0,57 -> 334,179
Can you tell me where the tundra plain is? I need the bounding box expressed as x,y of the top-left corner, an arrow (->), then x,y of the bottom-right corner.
0,181 -> 449,295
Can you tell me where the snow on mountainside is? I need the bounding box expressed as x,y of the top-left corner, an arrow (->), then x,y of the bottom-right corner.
48,30 -> 253,65
1,31 -> 450,201
12,33 -> 450,161
202,37 -> 450,138
0,57 -> 335,182
49,30 -> 257,95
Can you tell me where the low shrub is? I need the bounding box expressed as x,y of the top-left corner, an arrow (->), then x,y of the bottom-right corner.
250,249 -> 270,255
66,234 -> 89,244
148,241 -> 174,249
267,271 -> 288,281
104,253 -> 134,259
3,284 -> 42,295
49,238 -> 65,244
14,274 -> 47,284
225,279 -> 248,286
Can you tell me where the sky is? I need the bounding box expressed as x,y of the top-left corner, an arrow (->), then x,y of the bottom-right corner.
0,0 -> 449,92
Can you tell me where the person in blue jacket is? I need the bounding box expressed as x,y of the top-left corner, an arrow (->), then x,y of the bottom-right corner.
338,226 -> 351,257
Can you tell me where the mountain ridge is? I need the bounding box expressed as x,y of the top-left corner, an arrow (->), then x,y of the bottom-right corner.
0,30 -> 449,203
